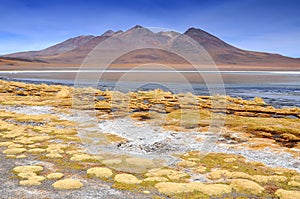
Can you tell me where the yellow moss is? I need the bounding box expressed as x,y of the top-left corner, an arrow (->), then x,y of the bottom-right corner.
47,172 -> 64,180
28,148 -> 46,154
275,189 -> 300,199
143,177 -> 169,182
3,148 -> 26,155
145,168 -> 189,181
230,179 -> 264,195
13,165 -> 43,173
70,154 -> 95,162
87,167 -> 113,179
177,160 -> 197,168
46,152 -> 63,158
288,180 -> 300,188
155,182 -> 231,196
16,154 -> 27,159
252,175 -> 287,183
114,174 -> 142,184
52,178 -> 83,190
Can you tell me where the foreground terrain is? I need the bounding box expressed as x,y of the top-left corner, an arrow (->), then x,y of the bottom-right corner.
0,79 -> 299,198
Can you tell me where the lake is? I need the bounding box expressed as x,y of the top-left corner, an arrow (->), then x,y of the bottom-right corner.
0,70 -> 299,108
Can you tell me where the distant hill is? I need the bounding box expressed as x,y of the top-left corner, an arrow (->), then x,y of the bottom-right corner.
2,25 -> 300,70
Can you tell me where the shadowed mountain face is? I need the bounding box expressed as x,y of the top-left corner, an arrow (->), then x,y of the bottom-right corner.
2,25 -> 300,69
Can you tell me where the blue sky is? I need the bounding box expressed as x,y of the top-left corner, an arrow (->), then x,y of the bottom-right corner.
0,0 -> 299,57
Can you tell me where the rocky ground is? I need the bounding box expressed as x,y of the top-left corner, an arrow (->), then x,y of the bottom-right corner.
0,79 -> 299,199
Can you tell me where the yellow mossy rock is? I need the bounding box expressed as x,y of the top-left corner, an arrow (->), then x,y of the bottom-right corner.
52,178 -> 83,190
16,154 -> 27,159
291,175 -> 300,182
19,174 -> 45,186
6,155 -> 16,158
288,181 -> 300,188
13,165 -> 43,173
145,168 -> 189,180
252,175 -> 287,183
18,172 -> 38,179
28,148 -> 46,154
224,157 -> 236,163
114,174 -> 142,184
46,153 -> 63,159
7,143 -> 23,148
3,148 -> 26,155
275,189 -> 300,199
230,179 -> 264,195
70,154 -> 94,161
199,184 -> 232,196
155,182 -> 232,196
0,141 -> 14,147
47,173 -> 64,180
144,177 -> 169,182
87,167 -> 113,179
194,166 -> 207,174
208,169 -> 231,180
65,150 -> 82,155
29,135 -> 51,142
20,179 -> 42,186
155,182 -> 195,194
177,160 -> 197,167
95,101 -> 111,109
56,87 -> 71,98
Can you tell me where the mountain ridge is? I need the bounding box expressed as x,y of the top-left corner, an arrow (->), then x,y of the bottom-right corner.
1,25 -> 300,70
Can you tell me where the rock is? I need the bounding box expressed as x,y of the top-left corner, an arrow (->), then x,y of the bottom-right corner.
3,148 -> 26,155
288,180 -> 300,188
87,167 -> 113,179
56,87 -> 71,98
102,158 -> 122,166
155,182 -> 231,196
144,177 -> 169,182
70,154 -> 94,162
224,158 -> 236,163
13,165 -> 43,173
28,148 -> 46,154
20,179 -> 42,186
155,182 -> 194,195
177,160 -> 197,167
252,175 -> 287,183
29,135 -> 51,142
194,183 -> 232,196
52,178 -> 83,190
208,170 -> 231,180
194,166 -> 207,174
47,173 -> 64,180
275,189 -> 300,199
291,175 -> 300,182
7,143 -> 23,148
145,168 -> 189,180
0,141 -> 14,147
230,179 -> 264,195
19,174 -> 45,186
114,174 -> 142,184
16,154 -> 27,159
46,153 -> 63,158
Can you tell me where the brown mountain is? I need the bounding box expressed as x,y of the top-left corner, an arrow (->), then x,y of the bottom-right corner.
2,25 -> 300,70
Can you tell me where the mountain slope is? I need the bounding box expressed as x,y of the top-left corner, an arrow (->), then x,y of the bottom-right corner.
2,26 -> 300,69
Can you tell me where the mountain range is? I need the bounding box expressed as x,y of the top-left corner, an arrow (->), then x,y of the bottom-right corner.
1,25 -> 299,70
